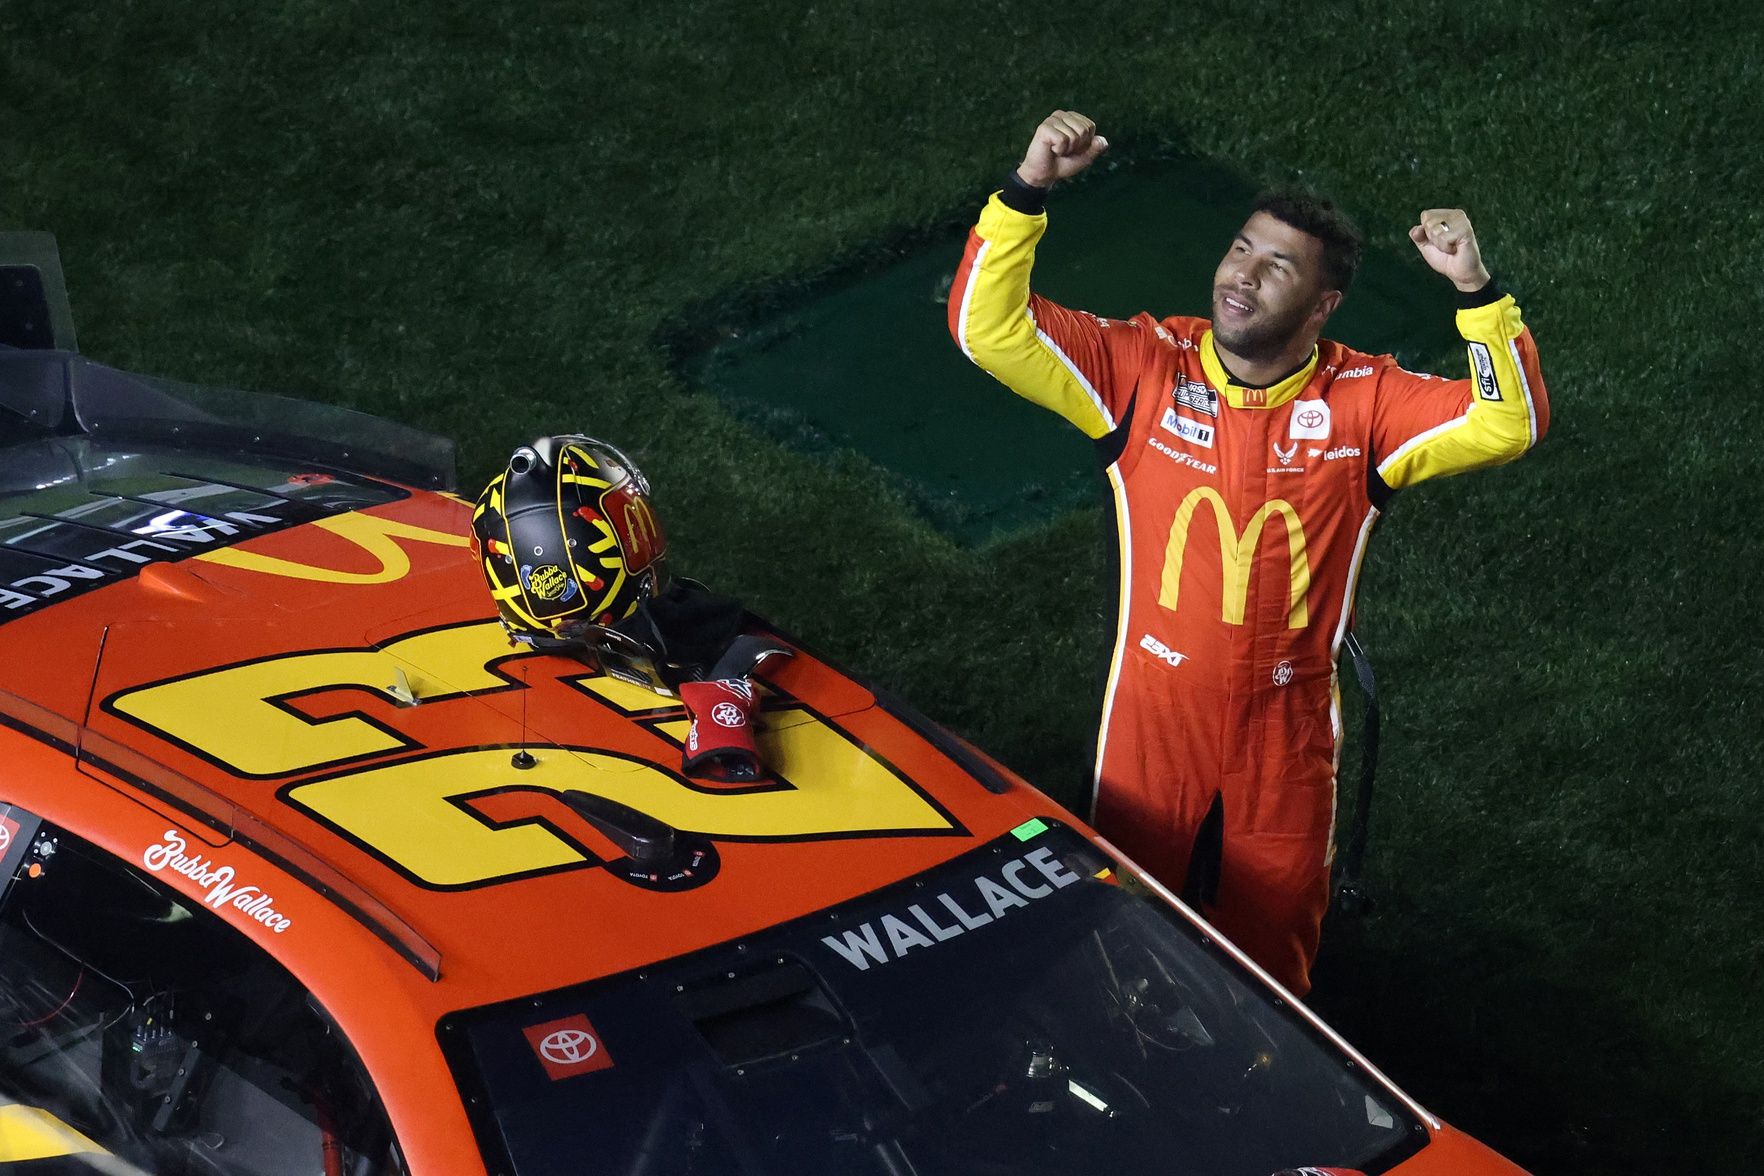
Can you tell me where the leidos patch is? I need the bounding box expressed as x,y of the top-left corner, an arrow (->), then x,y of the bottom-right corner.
1468,342 -> 1502,400
1160,408 -> 1216,449
524,1015 -> 615,1080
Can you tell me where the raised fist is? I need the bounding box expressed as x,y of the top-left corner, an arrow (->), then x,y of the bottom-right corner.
1016,110 -> 1109,189
1408,209 -> 1493,293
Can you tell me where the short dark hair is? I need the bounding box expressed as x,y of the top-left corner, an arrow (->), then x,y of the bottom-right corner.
1251,189 -> 1364,294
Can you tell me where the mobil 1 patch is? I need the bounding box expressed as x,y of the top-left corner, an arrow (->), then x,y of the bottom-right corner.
1160,408 -> 1216,449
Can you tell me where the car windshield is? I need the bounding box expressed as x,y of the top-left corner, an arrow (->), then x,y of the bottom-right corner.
441,820 -> 1424,1176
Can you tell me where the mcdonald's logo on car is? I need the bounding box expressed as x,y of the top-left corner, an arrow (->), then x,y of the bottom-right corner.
1158,488 -> 1311,628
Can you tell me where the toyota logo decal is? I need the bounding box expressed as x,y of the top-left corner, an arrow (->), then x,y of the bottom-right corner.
541,1027 -> 600,1065
1296,408 -> 1324,428
524,1014 -> 616,1078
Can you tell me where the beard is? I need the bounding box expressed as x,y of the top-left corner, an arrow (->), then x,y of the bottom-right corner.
1211,290 -> 1313,362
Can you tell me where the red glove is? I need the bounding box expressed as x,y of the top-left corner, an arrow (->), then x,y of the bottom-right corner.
679,677 -> 763,781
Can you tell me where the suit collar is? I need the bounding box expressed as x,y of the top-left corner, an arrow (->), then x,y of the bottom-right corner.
1200,331 -> 1318,410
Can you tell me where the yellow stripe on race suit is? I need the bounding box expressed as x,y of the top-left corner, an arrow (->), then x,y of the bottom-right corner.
954,195 -> 1116,440
1377,294 -> 1538,489
1090,462 -> 1135,817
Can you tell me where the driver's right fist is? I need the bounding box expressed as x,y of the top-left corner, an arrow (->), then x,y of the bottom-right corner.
1016,110 -> 1109,189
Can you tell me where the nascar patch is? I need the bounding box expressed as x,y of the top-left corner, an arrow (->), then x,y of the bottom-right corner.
1172,375 -> 1217,418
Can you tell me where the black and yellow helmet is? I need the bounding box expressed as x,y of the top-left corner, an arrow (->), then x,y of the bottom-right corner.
471,435 -> 668,649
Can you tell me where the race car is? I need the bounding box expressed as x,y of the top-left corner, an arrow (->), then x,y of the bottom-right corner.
0,236 -> 1530,1175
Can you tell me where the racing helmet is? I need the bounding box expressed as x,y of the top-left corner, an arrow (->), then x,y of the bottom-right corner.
471,435 -> 669,656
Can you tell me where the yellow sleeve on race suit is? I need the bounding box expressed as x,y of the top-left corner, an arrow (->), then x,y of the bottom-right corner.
948,193 -> 1146,440
1373,293 -> 1549,491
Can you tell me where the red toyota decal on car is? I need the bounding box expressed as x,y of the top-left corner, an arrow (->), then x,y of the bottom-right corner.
522,1015 -> 615,1080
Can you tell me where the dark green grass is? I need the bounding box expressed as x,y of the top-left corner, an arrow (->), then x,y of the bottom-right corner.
6,1 -> 1763,1170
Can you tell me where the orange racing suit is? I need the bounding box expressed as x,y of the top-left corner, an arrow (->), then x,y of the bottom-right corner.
949,191 -> 1549,995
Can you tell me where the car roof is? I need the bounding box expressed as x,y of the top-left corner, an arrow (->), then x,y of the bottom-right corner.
0,382 -> 1040,1012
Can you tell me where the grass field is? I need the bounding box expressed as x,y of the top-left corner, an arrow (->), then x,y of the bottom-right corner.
5,1 -> 1761,1170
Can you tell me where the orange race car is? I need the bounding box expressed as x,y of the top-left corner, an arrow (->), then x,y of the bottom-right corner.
0,237 -> 1529,1175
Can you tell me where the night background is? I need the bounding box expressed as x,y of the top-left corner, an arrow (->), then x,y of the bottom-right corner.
5,1 -> 1760,1170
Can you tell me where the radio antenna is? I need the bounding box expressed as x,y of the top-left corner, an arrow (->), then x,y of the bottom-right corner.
512,658 -> 536,770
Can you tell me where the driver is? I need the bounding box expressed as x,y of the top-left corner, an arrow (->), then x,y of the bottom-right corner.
948,111 -> 1550,995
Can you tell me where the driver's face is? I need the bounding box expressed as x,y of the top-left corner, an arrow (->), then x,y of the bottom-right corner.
1210,212 -> 1338,361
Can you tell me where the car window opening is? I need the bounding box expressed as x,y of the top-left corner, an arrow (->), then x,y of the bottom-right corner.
0,822 -> 407,1175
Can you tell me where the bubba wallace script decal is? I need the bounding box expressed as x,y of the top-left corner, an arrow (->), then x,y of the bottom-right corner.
143,831 -> 293,933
